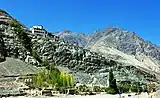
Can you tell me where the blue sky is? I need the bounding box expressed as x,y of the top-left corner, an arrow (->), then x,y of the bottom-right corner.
0,0 -> 160,45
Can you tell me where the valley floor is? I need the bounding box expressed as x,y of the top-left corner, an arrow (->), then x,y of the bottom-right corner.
6,92 -> 160,98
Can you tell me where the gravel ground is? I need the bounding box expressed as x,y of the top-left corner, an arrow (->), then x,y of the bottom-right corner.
0,57 -> 38,76
6,93 -> 150,98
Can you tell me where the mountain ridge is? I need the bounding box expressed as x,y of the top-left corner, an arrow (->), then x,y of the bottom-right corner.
60,27 -> 160,78
60,27 -> 160,60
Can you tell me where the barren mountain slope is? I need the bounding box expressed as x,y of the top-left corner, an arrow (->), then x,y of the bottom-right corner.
60,27 -> 160,79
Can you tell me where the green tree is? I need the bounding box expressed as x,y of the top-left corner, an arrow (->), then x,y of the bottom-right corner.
33,71 -> 46,88
68,74 -> 74,87
47,66 -> 60,87
62,73 -> 67,88
109,69 -> 118,93
32,66 -> 75,90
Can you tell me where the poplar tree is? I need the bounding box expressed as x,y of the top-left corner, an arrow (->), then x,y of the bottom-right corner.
109,69 -> 118,93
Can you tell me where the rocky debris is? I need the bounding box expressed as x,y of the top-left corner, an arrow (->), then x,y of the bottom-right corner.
0,57 -> 38,76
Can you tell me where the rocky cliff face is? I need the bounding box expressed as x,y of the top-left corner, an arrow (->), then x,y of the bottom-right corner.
0,9 -> 158,86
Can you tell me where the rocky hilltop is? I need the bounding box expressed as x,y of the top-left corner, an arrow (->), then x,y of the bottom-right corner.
0,9 -> 158,86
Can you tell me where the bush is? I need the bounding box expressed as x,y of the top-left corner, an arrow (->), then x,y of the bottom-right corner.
117,82 -> 147,93
93,86 -> 102,92
118,84 -> 130,93
78,85 -> 90,92
131,85 -> 138,92
105,87 -> 117,94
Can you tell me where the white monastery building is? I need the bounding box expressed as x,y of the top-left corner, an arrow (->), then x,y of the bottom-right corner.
29,25 -> 47,35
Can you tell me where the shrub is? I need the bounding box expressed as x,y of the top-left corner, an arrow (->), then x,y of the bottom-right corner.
93,86 -> 102,92
118,84 -> 131,93
105,87 -> 117,94
78,85 -> 90,92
